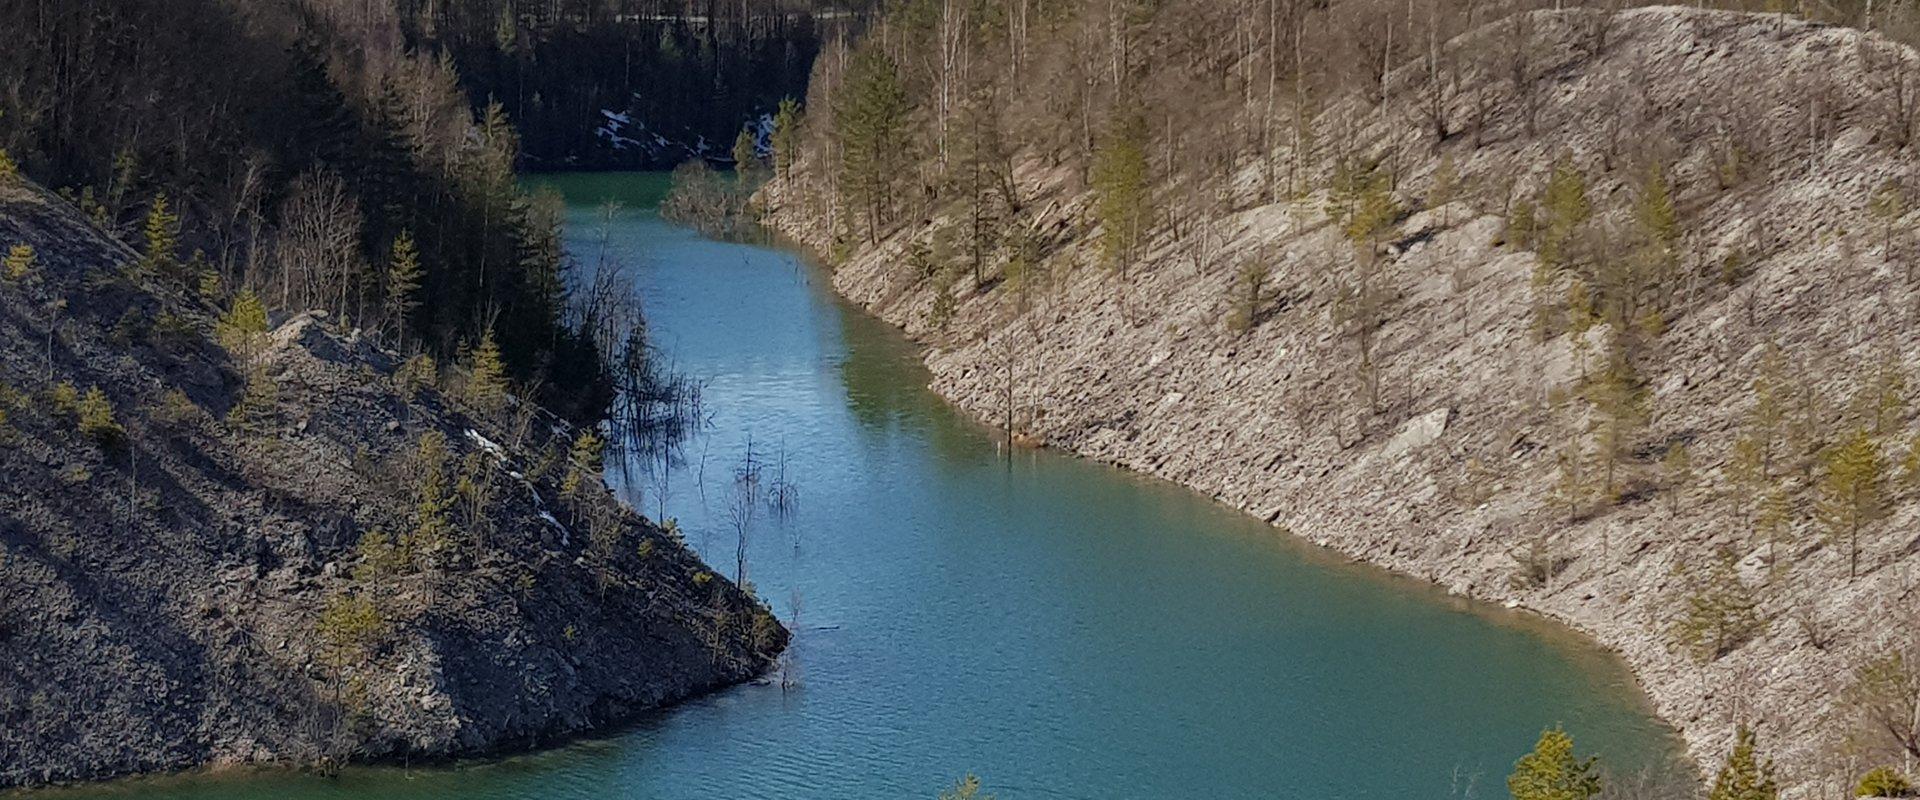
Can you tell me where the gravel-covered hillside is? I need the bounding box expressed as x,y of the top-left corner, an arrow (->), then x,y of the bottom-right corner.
0,178 -> 784,789
765,6 -> 1920,793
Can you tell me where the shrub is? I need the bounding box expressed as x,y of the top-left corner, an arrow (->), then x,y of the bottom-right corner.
394,353 -> 438,400
315,592 -> 386,670
1508,726 -> 1602,800
1669,549 -> 1765,664
77,387 -> 124,447
216,289 -> 269,369
462,327 -> 508,415
0,148 -> 17,180
46,382 -> 78,418
352,529 -> 409,581
153,389 -> 201,429
1857,768 -> 1915,798
3,244 -> 34,282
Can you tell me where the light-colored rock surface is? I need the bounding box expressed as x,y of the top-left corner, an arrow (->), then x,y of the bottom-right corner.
767,7 -> 1920,793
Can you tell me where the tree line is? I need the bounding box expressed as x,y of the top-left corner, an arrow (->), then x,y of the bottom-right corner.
0,0 -> 609,420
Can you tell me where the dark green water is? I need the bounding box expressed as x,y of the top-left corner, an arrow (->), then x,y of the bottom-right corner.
25,172 -> 1682,800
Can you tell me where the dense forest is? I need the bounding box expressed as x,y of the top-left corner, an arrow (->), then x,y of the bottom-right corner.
0,0 -> 859,424
434,1 -> 838,169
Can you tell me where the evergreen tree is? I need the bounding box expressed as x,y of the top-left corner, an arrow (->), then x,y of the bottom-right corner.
732,126 -> 759,176
407,431 -> 453,568
563,428 -> 605,502
1818,426 -> 1887,578
1539,156 -> 1591,270
384,230 -> 423,343
217,289 -> 271,371
284,41 -> 359,171
1633,161 -> 1680,268
771,97 -> 803,186
140,193 -> 180,278
836,46 -> 911,244
1707,727 -> 1779,800
952,88 -> 1011,287
1508,726 -> 1603,800
1092,106 -> 1151,277
77,386 -> 123,447
464,326 -> 509,416
1584,349 -> 1647,501
1671,548 -> 1765,663
3,244 -> 35,283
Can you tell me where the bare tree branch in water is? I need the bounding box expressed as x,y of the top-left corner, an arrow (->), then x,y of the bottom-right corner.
766,440 -> 802,548
729,437 -> 765,588
568,211 -> 709,521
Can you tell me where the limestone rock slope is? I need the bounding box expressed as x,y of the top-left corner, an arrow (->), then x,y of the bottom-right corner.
0,180 -> 783,789
766,7 -> 1920,792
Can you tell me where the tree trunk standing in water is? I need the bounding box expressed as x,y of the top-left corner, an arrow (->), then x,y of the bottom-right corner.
729,439 -> 764,587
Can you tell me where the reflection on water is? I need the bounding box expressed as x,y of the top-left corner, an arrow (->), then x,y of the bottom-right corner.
17,172 -> 1687,800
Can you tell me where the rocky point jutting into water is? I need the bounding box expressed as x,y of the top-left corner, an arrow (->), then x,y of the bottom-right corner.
762,5 -> 1920,794
0,177 -> 784,789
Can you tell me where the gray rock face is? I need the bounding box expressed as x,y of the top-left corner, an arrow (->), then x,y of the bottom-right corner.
763,8 -> 1920,792
0,181 -> 783,789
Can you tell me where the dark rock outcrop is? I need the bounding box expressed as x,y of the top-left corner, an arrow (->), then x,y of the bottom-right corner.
0,179 -> 784,789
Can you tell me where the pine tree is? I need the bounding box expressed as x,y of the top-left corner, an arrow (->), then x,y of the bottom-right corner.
952,88 -> 1011,288
771,97 -> 802,186
1634,161 -> 1680,269
1707,727 -> 1779,800
1818,426 -> 1886,578
218,289 -> 270,366
77,386 -> 123,448
140,193 -> 180,278
1539,156 -> 1591,270
732,126 -> 759,176
1671,548 -> 1764,663
1584,350 -> 1647,501
407,431 -> 453,568
1550,441 -> 1589,523
3,244 -> 35,283
562,428 -> 605,501
836,46 -> 911,244
1092,107 -> 1151,278
464,327 -> 508,416
1508,726 -> 1603,800
1858,353 -> 1908,437
383,231 -> 422,343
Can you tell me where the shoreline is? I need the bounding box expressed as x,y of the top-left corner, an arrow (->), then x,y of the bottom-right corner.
752,210 -> 1701,785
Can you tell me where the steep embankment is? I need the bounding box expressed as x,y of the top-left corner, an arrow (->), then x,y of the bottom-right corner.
766,7 -> 1920,791
0,179 -> 783,789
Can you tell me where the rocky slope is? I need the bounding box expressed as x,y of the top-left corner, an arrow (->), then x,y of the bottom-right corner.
765,7 -> 1920,793
0,178 -> 783,789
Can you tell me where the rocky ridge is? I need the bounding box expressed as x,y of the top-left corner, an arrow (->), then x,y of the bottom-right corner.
0,178 -> 783,789
764,7 -> 1920,793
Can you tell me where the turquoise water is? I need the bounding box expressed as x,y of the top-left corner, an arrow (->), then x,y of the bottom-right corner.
24,173 -> 1683,799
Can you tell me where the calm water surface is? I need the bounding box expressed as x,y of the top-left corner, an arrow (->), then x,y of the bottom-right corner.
28,172 -> 1682,800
